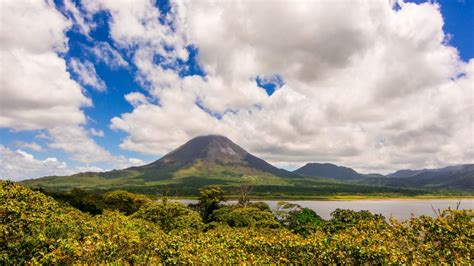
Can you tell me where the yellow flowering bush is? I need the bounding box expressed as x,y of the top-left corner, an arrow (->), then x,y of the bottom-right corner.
1,180 -> 472,264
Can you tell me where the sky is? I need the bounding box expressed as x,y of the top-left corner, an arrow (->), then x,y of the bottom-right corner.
0,0 -> 473,180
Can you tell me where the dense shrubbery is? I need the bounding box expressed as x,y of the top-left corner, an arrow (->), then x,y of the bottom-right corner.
132,199 -> 204,232
1,181 -> 473,264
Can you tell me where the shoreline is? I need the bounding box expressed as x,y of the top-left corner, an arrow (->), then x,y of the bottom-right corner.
166,195 -> 474,202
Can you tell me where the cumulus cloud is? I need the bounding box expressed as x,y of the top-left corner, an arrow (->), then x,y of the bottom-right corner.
0,0 -> 118,168
0,145 -> 71,181
124,92 -> 150,107
0,0 -> 90,131
69,58 -> 106,91
2,0 -> 472,177
104,0 -> 473,173
47,126 -> 113,163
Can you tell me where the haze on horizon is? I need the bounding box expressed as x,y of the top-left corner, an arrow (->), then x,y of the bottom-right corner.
1,0 -> 473,181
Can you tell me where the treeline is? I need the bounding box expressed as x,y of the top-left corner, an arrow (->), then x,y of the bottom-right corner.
1,181 -> 473,264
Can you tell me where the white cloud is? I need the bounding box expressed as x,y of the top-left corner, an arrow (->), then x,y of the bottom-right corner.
0,143 -> 148,180
2,0 -> 472,177
113,156 -> 145,169
124,92 -> 149,107
48,126 -> 113,163
89,128 -> 105,137
0,145 -> 71,181
0,0 -> 91,131
0,0 -> 121,169
69,58 -> 106,91
63,0 -> 91,36
88,42 -> 128,69
14,141 -> 44,152
107,0 -> 473,173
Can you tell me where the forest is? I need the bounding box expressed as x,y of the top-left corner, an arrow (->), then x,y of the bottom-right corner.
1,180 -> 473,264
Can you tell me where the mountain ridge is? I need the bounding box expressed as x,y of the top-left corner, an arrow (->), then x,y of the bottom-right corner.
293,162 -> 362,180
18,135 -> 474,194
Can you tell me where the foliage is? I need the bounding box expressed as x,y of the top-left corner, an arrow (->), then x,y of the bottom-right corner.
191,185 -> 226,222
213,205 -> 280,228
103,190 -> 150,215
234,184 -> 252,206
288,208 -> 324,235
275,201 -> 324,235
45,188 -> 105,215
1,180 -> 90,264
2,181 -> 473,264
325,208 -> 386,233
131,199 -> 204,232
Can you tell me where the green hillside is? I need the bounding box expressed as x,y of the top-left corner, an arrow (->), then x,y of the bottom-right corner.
18,135 -> 473,197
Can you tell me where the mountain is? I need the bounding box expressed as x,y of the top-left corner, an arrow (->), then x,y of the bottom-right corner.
132,135 -> 296,179
361,164 -> 474,191
18,135 -> 473,195
21,135 -> 300,192
293,163 -> 362,180
387,169 -> 426,178
387,165 -> 469,178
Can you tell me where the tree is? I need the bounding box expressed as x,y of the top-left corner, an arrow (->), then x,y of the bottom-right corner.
234,184 -> 252,207
275,201 -> 324,235
213,206 -> 280,228
131,200 -> 203,232
192,185 -> 226,222
324,209 -> 385,233
103,190 -> 150,215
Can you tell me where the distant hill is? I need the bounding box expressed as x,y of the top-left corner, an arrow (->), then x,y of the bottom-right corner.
361,164 -> 474,191
387,165 -> 469,178
293,163 -> 362,180
387,169 -> 426,178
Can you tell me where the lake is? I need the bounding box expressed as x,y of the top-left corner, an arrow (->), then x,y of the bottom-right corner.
180,199 -> 473,220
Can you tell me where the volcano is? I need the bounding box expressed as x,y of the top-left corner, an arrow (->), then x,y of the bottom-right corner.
126,135 -> 296,180
22,135 -> 296,191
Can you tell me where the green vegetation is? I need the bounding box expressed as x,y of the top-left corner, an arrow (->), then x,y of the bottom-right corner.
2,181 -> 473,264
22,171 -> 469,199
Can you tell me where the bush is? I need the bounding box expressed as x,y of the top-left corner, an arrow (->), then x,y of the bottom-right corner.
103,190 -> 150,215
1,180 -> 90,264
131,199 -> 204,232
46,188 -> 105,215
324,208 -> 386,233
214,206 -> 280,228
2,181 -> 473,264
286,207 -> 324,235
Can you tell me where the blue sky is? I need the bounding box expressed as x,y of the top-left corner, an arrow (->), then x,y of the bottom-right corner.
1,0 -> 473,179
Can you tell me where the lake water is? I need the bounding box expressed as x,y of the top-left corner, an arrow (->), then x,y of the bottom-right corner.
180,199 -> 473,220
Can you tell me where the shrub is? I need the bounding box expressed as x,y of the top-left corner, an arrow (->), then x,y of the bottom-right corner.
214,206 -> 280,228
103,190 -> 150,215
2,181 -> 472,264
132,199 -> 204,232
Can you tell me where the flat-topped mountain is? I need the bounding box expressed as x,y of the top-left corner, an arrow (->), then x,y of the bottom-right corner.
293,162 -> 362,180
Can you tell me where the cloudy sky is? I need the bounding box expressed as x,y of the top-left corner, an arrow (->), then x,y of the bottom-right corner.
1,0 -> 473,180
